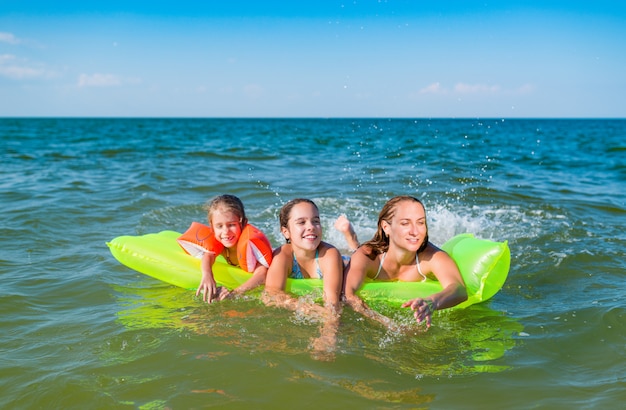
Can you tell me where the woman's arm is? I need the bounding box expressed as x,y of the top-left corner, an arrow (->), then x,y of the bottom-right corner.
342,247 -> 369,301
402,247 -> 467,327
343,249 -> 399,330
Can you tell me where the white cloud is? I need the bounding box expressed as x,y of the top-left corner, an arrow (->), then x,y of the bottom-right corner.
0,54 -> 46,79
77,73 -> 141,87
454,83 -> 501,94
0,54 -> 15,64
419,82 -> 515,96
0,32 -> 20,45
78,73 -> 122,87
419,82 -> 445,94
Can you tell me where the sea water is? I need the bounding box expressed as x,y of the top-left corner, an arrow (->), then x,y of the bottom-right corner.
1,118 -> 624,409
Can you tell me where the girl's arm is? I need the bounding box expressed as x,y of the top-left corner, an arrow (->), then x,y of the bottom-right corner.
310,244 -> 344,360
262,245 -> 331,319
196,251 -> 219,303
262,245 -> 308,311
264,245 -> 289,292
219,262 -> 268,300
319,244 -> 344,308
402,247 -> 467,327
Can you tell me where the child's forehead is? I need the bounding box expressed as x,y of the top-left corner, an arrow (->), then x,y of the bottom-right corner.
211,208 -> 240,222
289,202 -> 319,219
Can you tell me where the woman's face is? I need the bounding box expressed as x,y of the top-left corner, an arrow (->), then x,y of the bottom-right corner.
210,208 -> 242,248
382,200 -> 427,252
282,202 -> 322,251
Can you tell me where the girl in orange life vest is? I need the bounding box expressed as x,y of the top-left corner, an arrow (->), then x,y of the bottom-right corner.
341,196 -> 467,328
190,195 -> 272,303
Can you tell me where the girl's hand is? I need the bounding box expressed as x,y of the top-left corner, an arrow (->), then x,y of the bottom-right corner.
217,287 -> 233,301
196,276 -> 218,303
343,294 -> 367,313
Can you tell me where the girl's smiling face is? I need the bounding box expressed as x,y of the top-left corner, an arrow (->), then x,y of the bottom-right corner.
282,201 -> 322,251
210,208 -> 242,248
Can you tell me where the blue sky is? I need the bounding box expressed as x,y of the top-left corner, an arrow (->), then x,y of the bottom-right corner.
1,1 -> 625,118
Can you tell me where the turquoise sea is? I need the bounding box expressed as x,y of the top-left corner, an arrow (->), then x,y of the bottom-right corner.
1,118 -> 624,409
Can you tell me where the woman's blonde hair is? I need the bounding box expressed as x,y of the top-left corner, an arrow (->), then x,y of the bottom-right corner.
362,195 -> 428,259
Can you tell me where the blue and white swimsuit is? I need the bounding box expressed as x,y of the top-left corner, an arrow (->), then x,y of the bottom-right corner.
290,249 -> 323,279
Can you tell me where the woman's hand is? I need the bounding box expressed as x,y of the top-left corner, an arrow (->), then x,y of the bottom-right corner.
402,298 -> 436,327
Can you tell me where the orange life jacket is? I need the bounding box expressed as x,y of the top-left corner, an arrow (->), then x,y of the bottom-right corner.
177,222 -> 273,273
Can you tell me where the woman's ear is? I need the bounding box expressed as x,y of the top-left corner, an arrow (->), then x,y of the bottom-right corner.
280,226 -> 290,241
381,220 -> 390,236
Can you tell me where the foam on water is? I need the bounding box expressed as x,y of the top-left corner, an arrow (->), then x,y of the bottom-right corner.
2,118 -> 625,409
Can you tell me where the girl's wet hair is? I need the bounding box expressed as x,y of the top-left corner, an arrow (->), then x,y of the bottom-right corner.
279,198 -> 319,243
362,195 -> 429,259
205,194 -> 248,227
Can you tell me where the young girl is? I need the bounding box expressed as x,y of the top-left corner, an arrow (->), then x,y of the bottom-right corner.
342,196 -> 467,328
181,194 -> 272,304
263,198 -> 344,358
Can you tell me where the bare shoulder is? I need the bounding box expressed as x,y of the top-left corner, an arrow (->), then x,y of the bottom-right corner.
347,246 -> 379,276
319,242 -> 343,265
319,241 -> 340,254
421,242 -> 461,280
273,243 -> 292,257
419,242 -> 445,259
429,243 -> 455,263
270,243 -> 293,268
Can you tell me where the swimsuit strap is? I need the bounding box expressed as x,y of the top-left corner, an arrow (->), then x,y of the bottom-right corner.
291,248 -> 323,279
315,248 -> 323,279
291,253 -> 304,279
416,252 -> 427,282
374,251 -> 426,281
373,252 -> 386,279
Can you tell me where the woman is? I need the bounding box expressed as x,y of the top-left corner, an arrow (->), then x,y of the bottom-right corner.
342,196 -> 467,328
